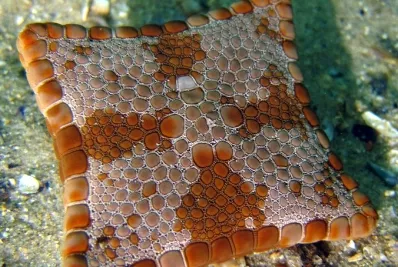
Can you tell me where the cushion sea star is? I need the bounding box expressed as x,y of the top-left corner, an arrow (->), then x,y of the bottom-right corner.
16,0 -> 378,266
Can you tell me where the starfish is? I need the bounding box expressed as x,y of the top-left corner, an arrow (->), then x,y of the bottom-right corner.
16,0 -> 378,266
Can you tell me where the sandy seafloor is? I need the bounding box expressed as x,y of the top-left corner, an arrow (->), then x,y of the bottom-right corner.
0,0 -> 397,266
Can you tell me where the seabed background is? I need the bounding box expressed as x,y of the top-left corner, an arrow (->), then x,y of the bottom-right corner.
0,0 -> 397,266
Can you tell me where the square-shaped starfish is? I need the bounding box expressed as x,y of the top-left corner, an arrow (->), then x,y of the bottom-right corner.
16,0 -> 377,266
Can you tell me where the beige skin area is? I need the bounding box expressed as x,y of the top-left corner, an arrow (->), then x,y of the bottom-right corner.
16,0 -> 377,266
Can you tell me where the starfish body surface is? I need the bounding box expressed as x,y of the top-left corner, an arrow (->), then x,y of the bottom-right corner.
16,0 -> 377,266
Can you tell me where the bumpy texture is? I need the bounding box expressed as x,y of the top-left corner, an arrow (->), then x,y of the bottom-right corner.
16,0 -> 378,266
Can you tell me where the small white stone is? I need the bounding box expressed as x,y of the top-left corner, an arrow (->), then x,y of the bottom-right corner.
384,190 -> 396,197
379,253 -> 388,262
18,174 -> 40,194
8,178 -> 16,187
362,111 -> 398,139
91,0 -> 110,16
347,240 -> 357,252
15,16 -> 24,26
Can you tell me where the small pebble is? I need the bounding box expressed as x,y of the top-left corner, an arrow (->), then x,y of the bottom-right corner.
387,206 -> 397,218
83,0 -> 110,21
18,174 -> 40,194
379,253 -> 388,262
384,190 -> 396,197
312,255 -> 323,265
348,252 -> 363,263
322,119 -> 334,142
91,0 -> 110,16
346,240 -> 357,253
368,162 -> 398,186
270,251 -> 285,262
8,178 -> 16,186
362,111 -> 398,139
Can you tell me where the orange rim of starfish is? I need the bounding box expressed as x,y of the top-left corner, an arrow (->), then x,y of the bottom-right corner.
16,0 -> 378,266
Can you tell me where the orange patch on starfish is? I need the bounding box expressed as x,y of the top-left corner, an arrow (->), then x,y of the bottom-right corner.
17,1 -> 377,266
